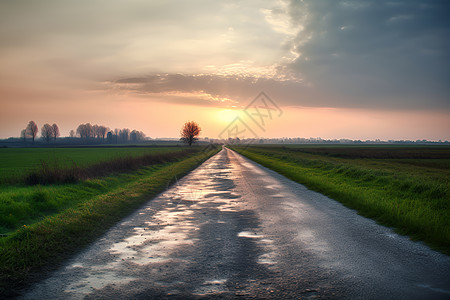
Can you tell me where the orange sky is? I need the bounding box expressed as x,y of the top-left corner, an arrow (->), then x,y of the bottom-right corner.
0,1 -> 449,140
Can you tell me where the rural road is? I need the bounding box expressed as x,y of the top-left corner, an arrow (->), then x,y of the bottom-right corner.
21,148 -> 450,299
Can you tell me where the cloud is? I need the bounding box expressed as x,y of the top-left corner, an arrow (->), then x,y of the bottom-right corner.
0,0 -> 289,79
1,0 -> 448,113
106,73 -> 364,109
107,0 -> 450,110
280,0 -> 450,109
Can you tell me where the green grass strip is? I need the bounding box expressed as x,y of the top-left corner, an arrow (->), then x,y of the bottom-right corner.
232,147 -> 449,256
0,147 -> 219,297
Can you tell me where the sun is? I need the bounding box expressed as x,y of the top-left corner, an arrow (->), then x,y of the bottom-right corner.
215,109 -> 239,125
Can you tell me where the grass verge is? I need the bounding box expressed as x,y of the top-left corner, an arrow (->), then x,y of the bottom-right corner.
231,146 -> 449,255
0,146 -> 219,297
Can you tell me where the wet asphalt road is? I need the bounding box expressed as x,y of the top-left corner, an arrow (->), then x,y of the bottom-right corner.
21,148 -> 450,299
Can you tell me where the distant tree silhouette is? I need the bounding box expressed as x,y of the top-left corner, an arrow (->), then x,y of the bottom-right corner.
93,125 -> 99,138
180,121 -> 201,146
52,123 -> 60,141
41,123 -> 53,142
130,130 -> 138,143
20,129 -> 27,142
130,130 -> 145,143
71,124 -> 143,144
77,123 -> 94,139
69,130 -> 75,138
119,128 -> 130,143
98,125 -> 108,139
26,121 -> 38,143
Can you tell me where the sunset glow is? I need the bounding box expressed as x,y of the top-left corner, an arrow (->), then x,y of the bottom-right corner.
0,1 -> 448,140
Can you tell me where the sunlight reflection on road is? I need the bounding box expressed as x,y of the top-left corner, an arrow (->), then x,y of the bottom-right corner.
55,149 -> 277,297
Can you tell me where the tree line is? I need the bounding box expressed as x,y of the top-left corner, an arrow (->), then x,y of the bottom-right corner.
21,121 -> 146,144
75,123 -> 145,143
21,121 -> 59,143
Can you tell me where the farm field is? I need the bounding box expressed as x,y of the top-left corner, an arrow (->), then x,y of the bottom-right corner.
0,146 -> 188,183
230,145 -> 450,254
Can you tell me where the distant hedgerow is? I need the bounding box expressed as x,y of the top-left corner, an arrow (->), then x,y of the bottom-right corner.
25,149 -> 197,185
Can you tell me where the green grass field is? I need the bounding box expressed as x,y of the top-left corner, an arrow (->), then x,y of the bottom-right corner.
230,145 -> 450,254
0,145 -> 220,296
0,147 -> 187,183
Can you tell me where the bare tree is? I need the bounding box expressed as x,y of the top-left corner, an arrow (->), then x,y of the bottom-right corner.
26,121 -> 38,143
180,121 -> 201,146
98,126 -> 108,139
76,123 -> 94,139
130,130 -> 138,143
20,129 -> 27,142
69,130 -> 75,138
137,130 -> 145,141
119,128 -> 130,143
52,123 -> 60,141
93,125 -> 100,138
41,123 -> 53,142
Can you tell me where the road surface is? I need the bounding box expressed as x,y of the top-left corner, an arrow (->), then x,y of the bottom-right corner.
21,148 -> 450,299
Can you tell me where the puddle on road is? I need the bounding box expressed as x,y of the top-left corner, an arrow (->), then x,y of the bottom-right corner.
237,231 -> 277,267
238,231 -> 264,239
193,279 -> 229,296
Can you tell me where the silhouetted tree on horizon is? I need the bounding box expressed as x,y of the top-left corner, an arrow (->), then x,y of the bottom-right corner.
20,129 -> 27,142
180,121 -> 201,146
119,128 -> 130,143
71,123 -> 145,144
41,123 -> 53,142
98,125 -> 108,139
77,123 -> 94,139
26,121 -> 38,143
130,130 -> 146,143
52,123 -> 60,141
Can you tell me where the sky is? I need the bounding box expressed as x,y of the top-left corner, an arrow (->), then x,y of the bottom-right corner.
0,0 -> 449,141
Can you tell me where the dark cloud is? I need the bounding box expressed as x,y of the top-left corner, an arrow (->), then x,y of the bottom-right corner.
283,0 -> 450,109
109,73 -> 369,109
112,0 -> 450,110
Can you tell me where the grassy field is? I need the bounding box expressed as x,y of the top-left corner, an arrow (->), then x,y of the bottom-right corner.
230,145 -> 449,254
0,146 -> 188,184
0,145 -> 219,296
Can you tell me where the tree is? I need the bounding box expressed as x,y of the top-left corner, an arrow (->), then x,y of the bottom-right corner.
180,121 -> 201,146
130,130 -> 138,143
130,130 -> 145,143
76,123 -> 94,139
69,130 -> 75,138
52,123 -> 60,141
41,123 -> 53,142
119,128 -> 130,143
98,126 -> 108,139
20,129 -> 27,142
26,121 -> 38,143
93,125 -> 99,138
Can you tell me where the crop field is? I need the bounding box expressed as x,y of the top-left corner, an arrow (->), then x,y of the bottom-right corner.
0,147 -> 188,183
231,145 -> 450,254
